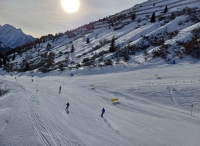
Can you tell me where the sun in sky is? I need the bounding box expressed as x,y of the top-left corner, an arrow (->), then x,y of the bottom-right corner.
61,0 -> 80,13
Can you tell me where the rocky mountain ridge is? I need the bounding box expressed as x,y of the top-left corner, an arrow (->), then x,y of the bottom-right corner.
0,24 -> 35,50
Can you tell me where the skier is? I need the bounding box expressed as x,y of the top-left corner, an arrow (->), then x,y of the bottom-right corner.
71,73 -> 73,77
101,108 -> 105,118
32,79 -> 33,82
59,86 -> 61,94
66,102 -> 70,110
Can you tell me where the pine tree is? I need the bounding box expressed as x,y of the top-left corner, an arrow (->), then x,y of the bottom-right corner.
143,50 -> 149,62
150,12 -> 156,23
143,50 -> 148,57
109,37 -> 116,52
71,44 -> 75,53
86,37 -> 90,44
24,63 -> 30,71
47,52 -> 54,66
59,63 -> 64,71
46,43 -> 51,51
131,13 -> 136,21
192,27 -> 200,38
76,63 -> 81,70
164,6 -> 168,13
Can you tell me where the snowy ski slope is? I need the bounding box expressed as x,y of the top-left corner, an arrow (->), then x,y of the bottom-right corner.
1,0 -> 200,145
0,61 -> 200,146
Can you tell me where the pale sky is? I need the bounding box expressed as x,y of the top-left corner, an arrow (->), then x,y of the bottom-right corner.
0,0 -> 146,38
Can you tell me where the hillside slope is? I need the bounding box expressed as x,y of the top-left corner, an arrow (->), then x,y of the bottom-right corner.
3,0 -> 200,73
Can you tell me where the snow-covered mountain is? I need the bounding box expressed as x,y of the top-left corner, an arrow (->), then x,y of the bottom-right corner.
3,0 -> 200,73
0,24 -> 35,49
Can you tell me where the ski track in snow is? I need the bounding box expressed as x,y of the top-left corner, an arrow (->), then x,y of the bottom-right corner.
0,80 -> 85,146
167,86 -> 178,105
14,82 -> 57,146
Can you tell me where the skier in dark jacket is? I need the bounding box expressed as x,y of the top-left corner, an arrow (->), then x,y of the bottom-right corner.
59,86 -> 61,94
101,108 -> 105,118
66,102 -> 70,110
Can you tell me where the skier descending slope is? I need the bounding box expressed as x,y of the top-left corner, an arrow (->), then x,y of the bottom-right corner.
66,102 -> 70,111
59,86 -> 61,94
101,108 -> 105,118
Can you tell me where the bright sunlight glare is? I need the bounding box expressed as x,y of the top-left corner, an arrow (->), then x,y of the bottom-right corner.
61,0 -> 80,13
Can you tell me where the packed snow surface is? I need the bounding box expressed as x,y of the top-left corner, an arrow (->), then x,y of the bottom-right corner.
0,61 -> 200,146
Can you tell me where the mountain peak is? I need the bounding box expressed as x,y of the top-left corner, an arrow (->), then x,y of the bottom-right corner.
0,24 -> 35,49
2,24 -> 16,30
